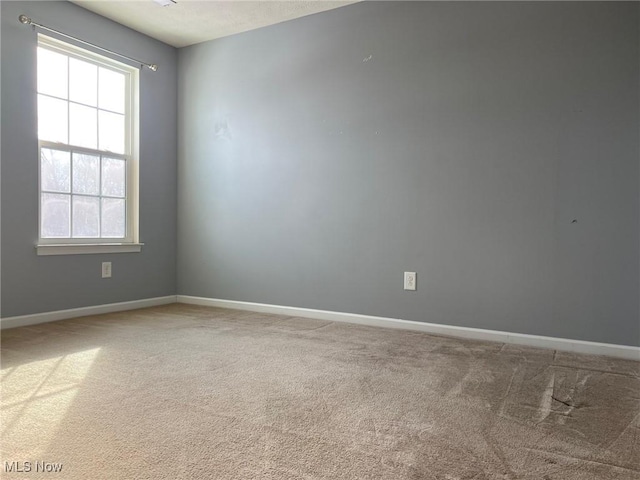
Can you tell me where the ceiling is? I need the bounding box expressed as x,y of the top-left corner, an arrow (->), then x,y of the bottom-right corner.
71,0 -> 359,48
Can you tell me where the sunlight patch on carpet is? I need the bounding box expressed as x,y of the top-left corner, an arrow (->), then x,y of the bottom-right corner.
1,348 -> 101,456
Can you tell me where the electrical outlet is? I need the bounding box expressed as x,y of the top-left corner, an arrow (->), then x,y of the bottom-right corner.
404,272 -> 416,291
102,262 -> 112,278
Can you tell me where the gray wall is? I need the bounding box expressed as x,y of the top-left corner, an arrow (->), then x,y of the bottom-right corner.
178,1 -> 640,346
1,1 -> 178,317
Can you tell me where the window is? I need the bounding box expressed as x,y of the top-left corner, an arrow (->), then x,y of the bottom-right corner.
36,35 -> 141,255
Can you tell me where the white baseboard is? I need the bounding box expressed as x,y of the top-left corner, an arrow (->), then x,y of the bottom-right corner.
3,294 -> 637,361
177,295 -> 640,361
0,295 -> 177,330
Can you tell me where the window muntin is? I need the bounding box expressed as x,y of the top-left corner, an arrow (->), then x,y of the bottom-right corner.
37,35 -> 138,244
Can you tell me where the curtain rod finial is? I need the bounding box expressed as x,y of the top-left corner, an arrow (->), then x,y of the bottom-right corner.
19,15 -> 32,25
148,64 -> 158,72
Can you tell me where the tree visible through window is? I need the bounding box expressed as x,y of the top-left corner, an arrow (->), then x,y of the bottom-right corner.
37,35 -> 138,244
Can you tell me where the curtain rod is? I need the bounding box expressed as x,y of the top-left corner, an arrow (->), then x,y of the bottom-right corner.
18,14 -> 158,72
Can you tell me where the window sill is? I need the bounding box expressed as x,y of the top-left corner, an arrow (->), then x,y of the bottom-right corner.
36,243 -> 144,256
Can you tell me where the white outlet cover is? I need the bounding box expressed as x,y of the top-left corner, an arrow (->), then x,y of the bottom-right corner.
102,262 -> 112,278
404,272 -> 416,291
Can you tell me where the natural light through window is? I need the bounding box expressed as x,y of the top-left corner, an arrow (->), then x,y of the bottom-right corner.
1,348 -> 102,456
36,35 -> 140,255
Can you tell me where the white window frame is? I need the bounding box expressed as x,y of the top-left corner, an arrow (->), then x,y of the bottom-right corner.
35,34 -> 142,256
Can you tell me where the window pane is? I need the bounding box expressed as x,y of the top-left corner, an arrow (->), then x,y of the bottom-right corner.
98,68 -> 125,113
69,58 -> 97,106
41,193 -> 70,238
37,48 -> 68,99
38,95 -> 68,143
69,104 -> 97,149
72,196 -> 100,238
41,148 -> 70,193
98,111 -> 125,154
101,157 -> 126,197
101,198 -> 125,237
73,153 -> 100,195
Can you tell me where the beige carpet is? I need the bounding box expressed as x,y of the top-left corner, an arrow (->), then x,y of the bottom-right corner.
1,304 -> 639,479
